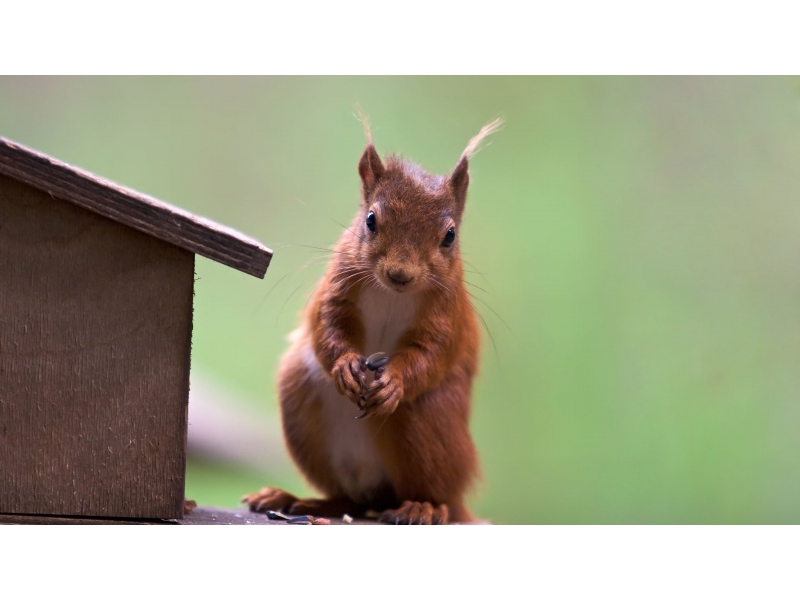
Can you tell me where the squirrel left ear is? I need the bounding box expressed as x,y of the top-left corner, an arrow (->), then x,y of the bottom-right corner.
358,144 -> 385,199
449,156 -> 469,215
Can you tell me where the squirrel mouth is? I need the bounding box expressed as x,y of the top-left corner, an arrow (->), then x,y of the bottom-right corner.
384,281 -> 409,293
382,274 -> 415,293
377,275 -> 413,293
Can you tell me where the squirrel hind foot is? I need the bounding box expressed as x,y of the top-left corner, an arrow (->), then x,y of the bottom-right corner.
243,488 -> 368,521
378,500 -> 450,525
241,486 -> 298,514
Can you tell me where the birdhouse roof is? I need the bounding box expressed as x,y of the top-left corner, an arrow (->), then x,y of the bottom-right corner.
0,136 -> 272,278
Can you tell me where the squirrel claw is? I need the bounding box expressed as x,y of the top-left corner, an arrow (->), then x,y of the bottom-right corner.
332,353 -> 366,405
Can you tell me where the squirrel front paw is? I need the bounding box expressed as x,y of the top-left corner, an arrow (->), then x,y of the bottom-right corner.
332,352 -> 366,405
361,366 -> 403,418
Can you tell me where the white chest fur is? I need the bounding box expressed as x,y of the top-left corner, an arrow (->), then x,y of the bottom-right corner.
295,286 -> 418,503
301,341 -> 386,502
357,284 -> 419,356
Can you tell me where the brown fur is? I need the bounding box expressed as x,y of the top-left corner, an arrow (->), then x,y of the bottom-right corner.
243,120 -> 501,524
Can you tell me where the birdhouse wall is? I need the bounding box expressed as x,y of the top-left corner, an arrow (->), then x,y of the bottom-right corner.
0,174 -> 194,520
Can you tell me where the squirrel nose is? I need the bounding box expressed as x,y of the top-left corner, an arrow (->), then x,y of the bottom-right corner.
387,268 -> 413,286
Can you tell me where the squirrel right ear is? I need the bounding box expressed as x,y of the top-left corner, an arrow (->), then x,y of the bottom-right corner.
358,145 -> 385,198
449,118 -> 503,215
449,156 -> 470,215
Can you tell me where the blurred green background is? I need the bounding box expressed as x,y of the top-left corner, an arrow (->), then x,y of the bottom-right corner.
2,76 -> 799,524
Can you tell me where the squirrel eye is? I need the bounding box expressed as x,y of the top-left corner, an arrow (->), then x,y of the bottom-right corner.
366,210 -> 377,233
441,227 -> 456,248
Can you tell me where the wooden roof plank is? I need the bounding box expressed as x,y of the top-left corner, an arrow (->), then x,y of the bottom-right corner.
0,136 -> 272,279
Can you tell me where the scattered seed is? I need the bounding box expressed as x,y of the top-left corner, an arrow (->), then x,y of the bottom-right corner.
287,515 -> 313,524
266,510 -> 290,521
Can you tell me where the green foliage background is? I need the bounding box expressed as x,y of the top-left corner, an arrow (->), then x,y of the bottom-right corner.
2,76 -> 800,523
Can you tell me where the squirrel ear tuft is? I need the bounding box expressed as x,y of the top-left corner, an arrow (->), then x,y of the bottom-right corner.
449,156 -> 470,212
358,144 -> 385,198
449,118 -> 503,215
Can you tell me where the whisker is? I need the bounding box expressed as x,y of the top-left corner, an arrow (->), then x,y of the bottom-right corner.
333,265 -> 363,278
426,274 -> 449,295
342,271 -> 373,296
337,269 -> 367,283
461,258 -> 489,280
329,217 -> 371,246
276,282 -> 306,326
343,277 -> 369,296
465,289 -> 516,340
254,253 -> 329,318
330,259 -> 374,275
334,266 -> 369,279
253,272 -> 290,316
467,297 -> 500,371
367,273 -> 382,291
463,280 -> 491,295
294,244 -> 361,257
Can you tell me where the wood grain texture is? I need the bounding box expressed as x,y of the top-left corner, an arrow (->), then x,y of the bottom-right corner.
0,175 -> 194,519
0,513 -> 168,525
0,136 -> 271,279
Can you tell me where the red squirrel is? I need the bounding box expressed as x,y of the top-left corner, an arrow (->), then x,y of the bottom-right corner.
243,117 -> 502,524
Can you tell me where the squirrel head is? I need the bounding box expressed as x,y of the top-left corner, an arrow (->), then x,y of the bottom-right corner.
350,118 -> 502,295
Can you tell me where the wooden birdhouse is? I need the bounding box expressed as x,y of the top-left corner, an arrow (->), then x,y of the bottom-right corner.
0,136 -> 271,521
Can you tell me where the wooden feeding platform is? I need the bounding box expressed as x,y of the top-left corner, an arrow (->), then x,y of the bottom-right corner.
0,506 -> 376,525
0,505 -> 487,525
